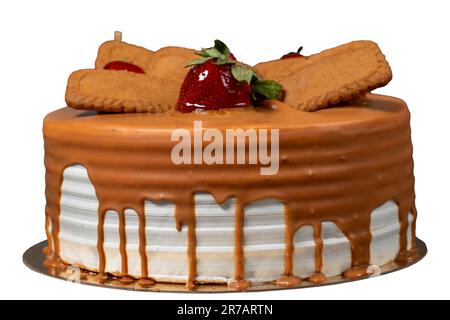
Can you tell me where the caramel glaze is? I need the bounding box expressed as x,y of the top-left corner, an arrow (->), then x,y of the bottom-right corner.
43,93 -> 417,290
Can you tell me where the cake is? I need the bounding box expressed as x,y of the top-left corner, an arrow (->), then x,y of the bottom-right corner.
42,33 -> 420,290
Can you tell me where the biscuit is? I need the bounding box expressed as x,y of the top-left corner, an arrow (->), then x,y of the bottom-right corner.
95,33 -> 154,73
65,69 -> 179,113
254,41 -> 392,111
147,46 -> 198,84
68,33 -> 198,113
66,32 -> 197,112
94,32 -> 196,82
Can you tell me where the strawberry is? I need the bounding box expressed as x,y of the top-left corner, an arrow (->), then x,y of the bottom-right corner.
104,61 -> 145,74
281,46 -> 304,59
176,40 -> 282,113
176,60 -> 252,113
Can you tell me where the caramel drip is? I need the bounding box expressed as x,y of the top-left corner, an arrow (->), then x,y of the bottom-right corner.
44,166 -> 62,258
309,272 -> 327,284
137,207 -> 149,278
228,200 -> 250,291
118,209 -> 128,275
187,221 -> 197,290
42,245 -> 52,257
97,210 -> 106,276
137,277 -> 155,287
395,201 -> 418,264
275,275 -> 302,287
343,210 -> 372,271
43,94 -> 417,289
342,265 -> 371,279
276,203 -> 302,287
308,223 -> 326,283
283,204 -> 295,277
396,201 -> 409,264
406,205 -> 419,262
313,224 -> 323,274
234,201 -> 245,280
175,195 -> 197,289
44,213 -> 53,254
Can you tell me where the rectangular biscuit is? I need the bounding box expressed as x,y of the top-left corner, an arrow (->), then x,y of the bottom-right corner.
95,42 -> 196,85
254,41 -> 392,111
65,69 -> 180,113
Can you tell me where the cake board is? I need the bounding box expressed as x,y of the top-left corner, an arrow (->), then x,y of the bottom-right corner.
23,239 -> 427,293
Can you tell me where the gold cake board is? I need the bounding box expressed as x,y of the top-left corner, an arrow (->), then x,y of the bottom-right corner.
23,239 -> 426,293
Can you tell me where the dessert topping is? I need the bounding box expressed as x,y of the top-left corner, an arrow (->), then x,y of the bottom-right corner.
281,46 -> 304,59
104,61 -> 145,74
176,40 -> 282,113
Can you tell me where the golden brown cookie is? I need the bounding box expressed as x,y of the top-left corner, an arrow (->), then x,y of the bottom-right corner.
67,33 -> 198,113
254,41 -> 392,111
94,32 -> 196,83
95,32 -> 154,73
147,46 -> 198,84
65,69 -> 179,113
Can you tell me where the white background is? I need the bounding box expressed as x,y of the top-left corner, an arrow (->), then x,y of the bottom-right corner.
0,0 -> 449,299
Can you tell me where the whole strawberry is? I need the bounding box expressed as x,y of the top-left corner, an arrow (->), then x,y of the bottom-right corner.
176,40 -> 282,113
281,46 -> 305,59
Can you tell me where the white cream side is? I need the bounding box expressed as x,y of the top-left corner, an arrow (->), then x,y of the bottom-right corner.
59,165 -> 412,283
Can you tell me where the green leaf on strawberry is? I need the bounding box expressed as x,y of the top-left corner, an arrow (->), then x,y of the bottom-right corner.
214,40 -> 230,56
216,54 -> 234,65
203,47 -> 222,58
188,40 -> 236,67
185,56 -> 214,67
252,80 -> 283,100
231,64 -> 254,84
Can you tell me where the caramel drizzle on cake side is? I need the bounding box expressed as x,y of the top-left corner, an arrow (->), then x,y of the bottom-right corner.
43,97 -> 418,290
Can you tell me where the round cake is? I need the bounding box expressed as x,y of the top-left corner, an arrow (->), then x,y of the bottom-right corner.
43,94 -> 418,289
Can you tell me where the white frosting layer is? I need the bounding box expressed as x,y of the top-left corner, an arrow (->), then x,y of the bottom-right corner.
57,165 -> 413,284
